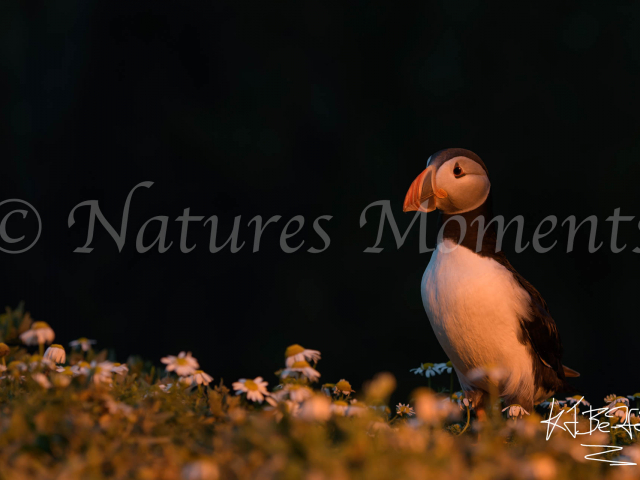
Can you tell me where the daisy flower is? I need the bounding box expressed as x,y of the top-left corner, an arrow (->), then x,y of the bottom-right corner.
396,403 -> 415,417
159,383 -> 173,392
565,395 -> 590,407
43,344 -> 66,364
92,361 -> 114,385
502,404 -> 530,418
284,384 -> 314,403
451,391 -> 469,406
331,400 -> 349,416
161,351 -> 199,376
31,372 -> 51,389
185,370 -> 214,386
2,372 -> 26,382
20,321 -> 55,346
111,363 -> 129,375
609,402 -> 629,420
56,366 -> 75,376
334,379 -> 355,396
434,361 -> 453,374
410,363 -> 439,377
69,337 -> 97,352
286,399 -> 301,414
539,397 -> 566,409
285,344 -> 321,367
321,383 -> 335,396
70,361 -> 92,376
604,394 -> 624,404
232,377 -> 270,403
280,360 -> 321,382
628,393 -> 640,403
179,376 -> 193,386
8,361 -> 27,372
606,396 -> 629,409
346,400 -> 368,417
28,355 -> 55,371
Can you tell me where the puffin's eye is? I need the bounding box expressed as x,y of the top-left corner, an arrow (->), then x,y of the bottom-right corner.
453,165 -> 464,177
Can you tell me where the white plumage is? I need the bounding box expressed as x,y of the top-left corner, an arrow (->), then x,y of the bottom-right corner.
421,239 -> 535,403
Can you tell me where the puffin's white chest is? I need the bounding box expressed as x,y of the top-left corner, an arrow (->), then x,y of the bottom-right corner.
421,239 -> 534,395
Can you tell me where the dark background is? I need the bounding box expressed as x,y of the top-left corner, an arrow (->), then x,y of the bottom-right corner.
1,0 -> 639,404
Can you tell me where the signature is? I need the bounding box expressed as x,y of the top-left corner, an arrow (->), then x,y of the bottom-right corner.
540,398 -> 639,465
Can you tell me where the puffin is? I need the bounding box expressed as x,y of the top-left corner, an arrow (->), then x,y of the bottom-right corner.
403,148 -> 578,415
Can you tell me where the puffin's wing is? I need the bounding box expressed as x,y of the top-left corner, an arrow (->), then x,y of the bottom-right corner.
496,255 -> 565,378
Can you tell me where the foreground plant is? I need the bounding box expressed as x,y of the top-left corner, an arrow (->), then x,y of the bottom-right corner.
0,305 -> 637,479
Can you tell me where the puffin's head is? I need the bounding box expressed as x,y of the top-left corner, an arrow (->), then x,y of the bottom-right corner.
403,148 -> 490,215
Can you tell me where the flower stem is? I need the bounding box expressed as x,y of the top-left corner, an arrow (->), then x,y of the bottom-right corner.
457,404 -> 471,436
39,343 -> 44,356
449,372 -> 453,394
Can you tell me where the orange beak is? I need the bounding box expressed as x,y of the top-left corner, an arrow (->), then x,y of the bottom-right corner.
402,165 -> 448,213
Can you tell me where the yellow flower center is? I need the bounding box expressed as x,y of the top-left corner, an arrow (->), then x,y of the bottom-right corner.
336,380 -> 352,392
421,363 -> 434,369
446,361 -> 452,367
398,405 -> 412,414
333,401 -> 349,407
285,344 -> 305,357
78,361 -> 90,368
291,360 -> 310,369
50,344 -> 64,350
195,370 -> 204,374
32,321 -> 50,330
176,358 -> 189,366
78,337 -> 88,342
245,379 -> 259,391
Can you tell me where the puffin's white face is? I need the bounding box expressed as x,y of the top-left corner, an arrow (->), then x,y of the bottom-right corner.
403,155 -> 490,214
432,157 -> 490,214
